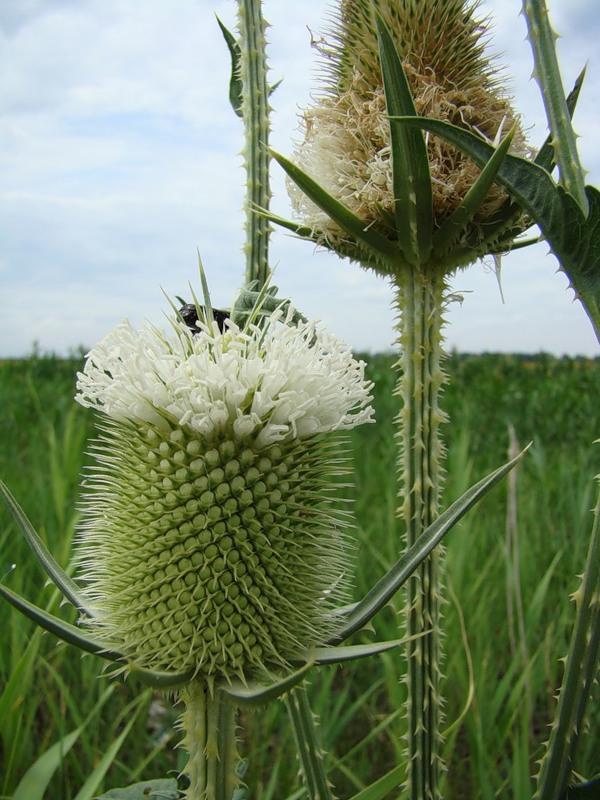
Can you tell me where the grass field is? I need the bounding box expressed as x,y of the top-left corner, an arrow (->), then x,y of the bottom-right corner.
0,350 -> 599,799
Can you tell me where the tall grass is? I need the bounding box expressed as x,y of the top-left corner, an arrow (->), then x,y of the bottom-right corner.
1,351 -> 598,798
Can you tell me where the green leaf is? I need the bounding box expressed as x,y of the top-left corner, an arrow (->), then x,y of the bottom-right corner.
391,116 -> 600,342
232,287 -> 309,327
261,206 -> 394,269
0,582 -> 194,688
12,685 -> 115,800
432,129 -> 515,252
0,582 -> 126,662
216,16 -> 243,118
0,478 -> 91,614
73,696 -> 146,800
271,149 -> 400,269
221,658 -> 315,706
12,727 -> 82,800
376,14 -> 432,264
347,764 -> 406,800
93,779 -> 180,800
331,446 -> 529,643
309,635 -> 425,665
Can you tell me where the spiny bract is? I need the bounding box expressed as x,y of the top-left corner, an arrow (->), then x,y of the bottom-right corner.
75,308 -> 373,683
289,0 -> 529,270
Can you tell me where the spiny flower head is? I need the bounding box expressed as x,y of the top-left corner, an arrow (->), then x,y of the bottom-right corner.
74,304 -> 373,684
288,0 -> 529,272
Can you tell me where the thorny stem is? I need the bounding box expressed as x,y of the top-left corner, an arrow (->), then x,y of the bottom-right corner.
534,486 -> 600,799
285,686 -> 334,800
236,6 -> 330,799
237,0 -> 272,286
394,267 -> 447,800
180,683 -> 240,800
521,0 -> 589,215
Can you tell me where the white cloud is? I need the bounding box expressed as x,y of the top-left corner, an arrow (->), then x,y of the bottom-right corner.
0,0 -> 598,357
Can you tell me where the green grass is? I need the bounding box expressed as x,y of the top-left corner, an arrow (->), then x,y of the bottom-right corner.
0,351 -> 599,798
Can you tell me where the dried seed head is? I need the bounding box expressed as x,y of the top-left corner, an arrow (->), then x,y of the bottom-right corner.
289,0 -> 529,268
75,309 -> 373,683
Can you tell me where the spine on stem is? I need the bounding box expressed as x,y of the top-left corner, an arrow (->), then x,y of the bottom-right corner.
237,0 -> 272,286
394,267 -> 448,800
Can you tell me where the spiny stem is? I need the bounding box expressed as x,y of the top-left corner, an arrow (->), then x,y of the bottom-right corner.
181,683 -> 240,800
237,0 -> 272,285
534,484 -> 600,799
235,7 -> 330,799
284,685 -> 335,800
521,0 -> 588,215
394,267 -> 447,800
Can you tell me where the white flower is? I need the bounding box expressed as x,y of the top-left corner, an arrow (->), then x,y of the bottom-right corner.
74,305 -> 374,680
76,310 -> 374,449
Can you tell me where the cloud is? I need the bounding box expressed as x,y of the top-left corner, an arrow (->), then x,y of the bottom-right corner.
1,0 -> 598,358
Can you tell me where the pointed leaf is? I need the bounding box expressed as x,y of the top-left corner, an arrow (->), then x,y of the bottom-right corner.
216,16 -> 243,118
255,207 -> 315,240
392,116 -> 600,341
348,765 -> 405,800
330,446 -> 529,643
12,686 -> 114,800
376,14 -> 432,264
0,582 -> 125,662
432,129 -> 515,252
482,70 -> 586,255
222,658 -> 315,706
271,149 -> 400,267
262,207 -> 391,268
309,634 -> 426,665
0,478 -> 91,614
73,697 -> 146,800
12,727 -> 83,800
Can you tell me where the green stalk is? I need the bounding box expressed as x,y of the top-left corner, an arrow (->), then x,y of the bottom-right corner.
180,683 -> 240,800
394,267 -> 447,800
285,686 -> 334,800
534,485 -> 600,799
236,5 -> 331,798
237,0 -> 271,285
521,0 -> 589,215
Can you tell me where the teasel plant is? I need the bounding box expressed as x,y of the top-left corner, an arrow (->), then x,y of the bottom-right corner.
266,0 -> 600,798
2,0 -> 598,798
268,1 -> 532,796
0,1 -> 529,799
0,278 -> 527,800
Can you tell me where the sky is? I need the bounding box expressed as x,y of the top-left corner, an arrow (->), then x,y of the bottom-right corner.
1,0 -> 599,358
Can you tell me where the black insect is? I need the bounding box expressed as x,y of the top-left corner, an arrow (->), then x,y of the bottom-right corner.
179,304 -> 230,334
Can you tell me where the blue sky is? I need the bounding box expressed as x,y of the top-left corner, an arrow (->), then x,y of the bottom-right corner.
1,0 -> 599,357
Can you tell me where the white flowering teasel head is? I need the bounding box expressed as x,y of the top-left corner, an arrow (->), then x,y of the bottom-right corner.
74,304 -> 374,685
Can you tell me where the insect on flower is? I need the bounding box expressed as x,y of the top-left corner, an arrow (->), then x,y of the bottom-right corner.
178,303 -> 230,334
